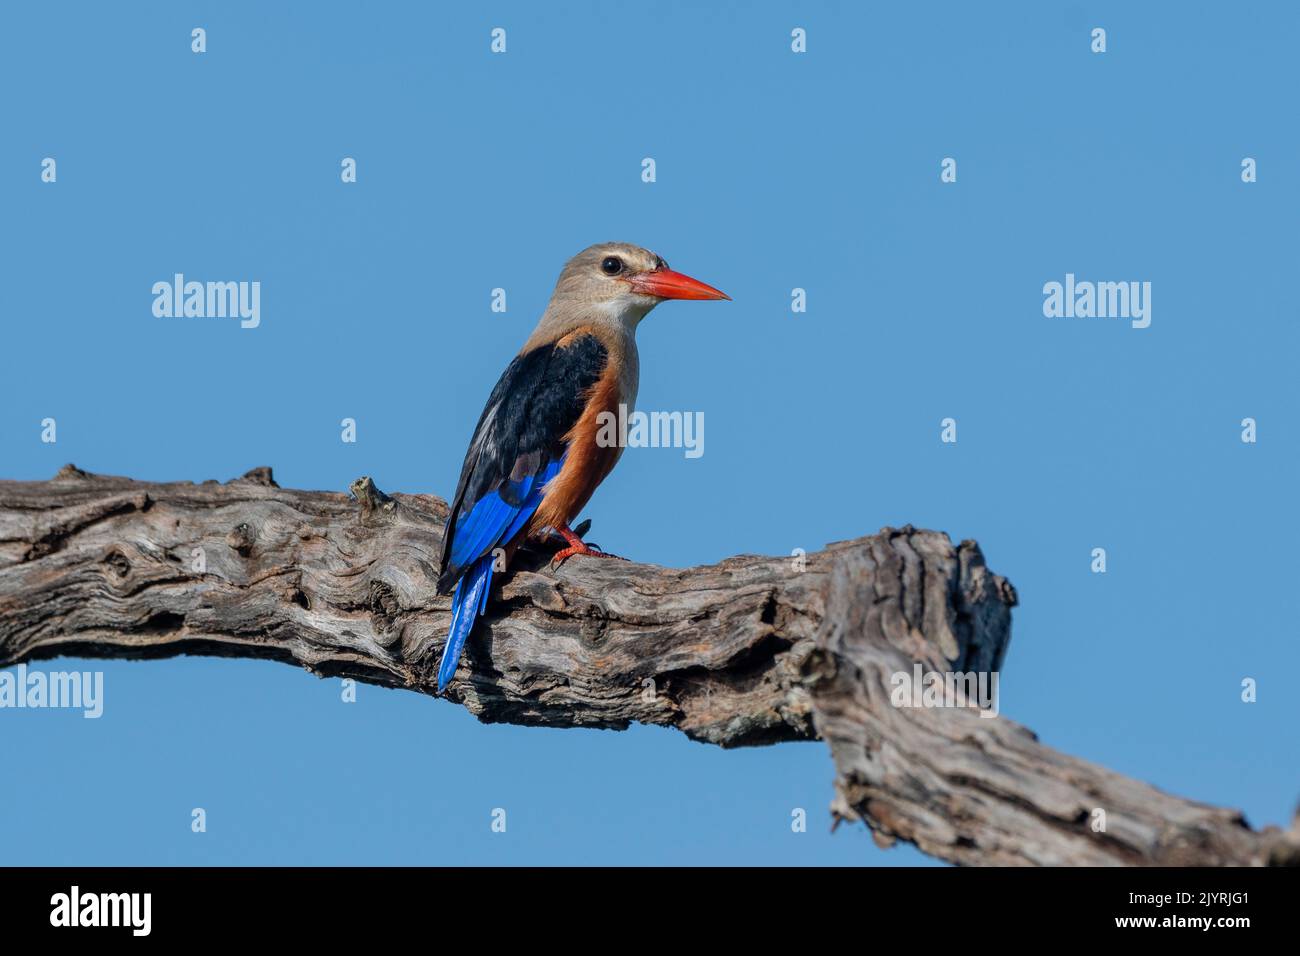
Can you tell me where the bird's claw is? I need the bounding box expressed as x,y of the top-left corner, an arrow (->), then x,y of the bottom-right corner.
546,520 -> 630,568
550,542 -> 629,569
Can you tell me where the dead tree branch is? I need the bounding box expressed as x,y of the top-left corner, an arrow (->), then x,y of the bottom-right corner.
0,465 -> 1294,866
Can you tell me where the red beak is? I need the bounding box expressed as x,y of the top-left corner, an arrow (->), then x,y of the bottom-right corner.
627,268 -> 730,301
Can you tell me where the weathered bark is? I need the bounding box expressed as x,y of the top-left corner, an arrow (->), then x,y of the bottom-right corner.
0,465 -> 1294,866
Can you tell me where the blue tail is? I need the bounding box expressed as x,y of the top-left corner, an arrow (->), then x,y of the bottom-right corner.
437,553 -> 495,692
435,456 -> 565,691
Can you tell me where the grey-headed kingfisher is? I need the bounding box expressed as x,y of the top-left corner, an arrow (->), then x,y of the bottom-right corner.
434,242 -> 729,691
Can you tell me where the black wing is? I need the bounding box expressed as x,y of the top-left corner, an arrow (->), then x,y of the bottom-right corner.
436,334 -> 608,593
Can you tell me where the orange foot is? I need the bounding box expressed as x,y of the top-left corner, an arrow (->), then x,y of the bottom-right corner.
551,523 -> 630,568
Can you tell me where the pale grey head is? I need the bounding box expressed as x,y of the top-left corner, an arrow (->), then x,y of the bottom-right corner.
534,242 -> 729,341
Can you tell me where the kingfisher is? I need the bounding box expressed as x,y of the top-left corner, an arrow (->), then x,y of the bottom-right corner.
434,242 -> 729,692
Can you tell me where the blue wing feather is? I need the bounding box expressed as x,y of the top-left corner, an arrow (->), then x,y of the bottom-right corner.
435,457 -> 563,691
446,476 -> 534,573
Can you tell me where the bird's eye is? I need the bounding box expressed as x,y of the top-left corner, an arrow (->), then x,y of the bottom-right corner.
601,256 -> 624,275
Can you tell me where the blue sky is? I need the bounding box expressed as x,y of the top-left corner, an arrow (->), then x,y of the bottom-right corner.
1,1 -> 1296,865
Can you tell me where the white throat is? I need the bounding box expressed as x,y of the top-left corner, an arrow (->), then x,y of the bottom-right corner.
596,294 -> 659,335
